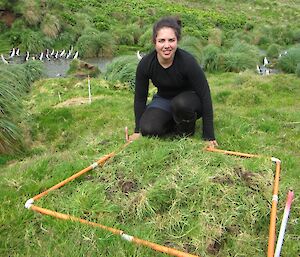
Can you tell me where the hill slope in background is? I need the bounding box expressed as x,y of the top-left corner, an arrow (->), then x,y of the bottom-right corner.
0,0 -> 299,56
0,0 -> 299,256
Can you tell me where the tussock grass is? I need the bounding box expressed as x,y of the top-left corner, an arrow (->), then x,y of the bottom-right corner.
115,24 -> 143,46
22,0 -> 42,26
76,28 -> 115,58
179,36 -> 203,63
208,28 -> 223,47
138,27 -> 153,52
0,61 -> 43,153
20,30 -> 48,53
266,43 -> 281,59
277,45 -> 300,73
41,14 -> 61,39
1,71 -> 299,256
105,55 -> 139,89
202,44 -> 222,72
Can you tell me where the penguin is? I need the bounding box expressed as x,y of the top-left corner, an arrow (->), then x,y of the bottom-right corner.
1,54 -> 9,64
256,65 -> 261,74
73,51 -> 79,59
59,49 -> 66,58
9,48 -> 15,59
39,52 -> 44,61
24,51 -> 30,62
136,50 -> 143,61
45,49 -> 50,60
263,57 -> 269,66
66,50 -> 72,59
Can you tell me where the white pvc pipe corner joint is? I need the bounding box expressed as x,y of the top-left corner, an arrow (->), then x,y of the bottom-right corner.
271,157 -> 281,163
25,198 -> 34,209
90,162 -> 98,169
121,233 -> 133,242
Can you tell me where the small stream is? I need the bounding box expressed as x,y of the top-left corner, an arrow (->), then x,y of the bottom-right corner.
3,56 -> 112,78
43,57 -> 112,78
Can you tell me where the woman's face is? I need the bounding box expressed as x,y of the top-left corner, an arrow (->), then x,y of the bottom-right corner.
155,27 -> 178,63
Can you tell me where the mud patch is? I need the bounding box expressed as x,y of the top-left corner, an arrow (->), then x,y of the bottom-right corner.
212,167 -> 260,190
207,238 -> 222,255
207,225 -> 240,254
118,179 -> 138,195
0,10 -> 16,27
211,174 -> 234,185
183,242 -> 197,254
234,167 -> 256,183
164,241 -> 181,250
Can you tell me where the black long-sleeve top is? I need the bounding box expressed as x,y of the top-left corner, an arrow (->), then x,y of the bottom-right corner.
134,48 -> 215,140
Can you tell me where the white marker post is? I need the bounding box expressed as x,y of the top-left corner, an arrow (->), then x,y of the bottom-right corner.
274,190 -> 294,257
88,75 -> 92,104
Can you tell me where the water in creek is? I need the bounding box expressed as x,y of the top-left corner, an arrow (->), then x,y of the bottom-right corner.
44,57 -> 112,78
2,55 -> 112,78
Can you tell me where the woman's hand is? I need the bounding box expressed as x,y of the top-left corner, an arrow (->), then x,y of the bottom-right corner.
206,140 -> 218,149
128,132 -> 141,142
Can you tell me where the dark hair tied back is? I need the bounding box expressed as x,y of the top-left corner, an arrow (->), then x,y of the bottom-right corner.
152,16 -> 182,43
175,17 -> 182,28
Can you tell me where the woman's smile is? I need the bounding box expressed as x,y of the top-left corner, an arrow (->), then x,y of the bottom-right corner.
155,27 -> 178,66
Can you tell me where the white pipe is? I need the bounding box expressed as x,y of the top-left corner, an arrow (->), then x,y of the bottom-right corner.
271,157 -> 281,163
88,76 -> 92,104
274,190 -> 294,257
90,162 -> 98,169
125,127 -> 129,141
25,198 -> 34,209
121,233 -> 133,242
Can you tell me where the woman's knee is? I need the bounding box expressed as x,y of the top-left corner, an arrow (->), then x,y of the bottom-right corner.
171,94 -> 189,112
171,91 -> 199,112
140,122 -> 165,136
171,91 -> 201,121
139,108 -> 173,136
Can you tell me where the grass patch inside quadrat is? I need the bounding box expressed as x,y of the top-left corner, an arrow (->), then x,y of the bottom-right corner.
25,137 -> 278,257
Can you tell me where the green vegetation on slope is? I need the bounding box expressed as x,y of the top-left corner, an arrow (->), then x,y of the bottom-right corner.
0,72 -> 299,256
0,0 -> 299,57
0,61 -> 43,154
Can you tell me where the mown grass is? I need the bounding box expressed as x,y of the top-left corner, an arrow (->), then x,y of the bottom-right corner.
0,71 -> 299,256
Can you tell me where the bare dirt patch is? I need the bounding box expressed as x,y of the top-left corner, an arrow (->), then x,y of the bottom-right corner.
0,10 -> 16,27
54,96 -> 105,108
118,179 -> 138,195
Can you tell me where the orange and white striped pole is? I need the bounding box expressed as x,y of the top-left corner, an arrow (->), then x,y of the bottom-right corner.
274,190 -> 294,257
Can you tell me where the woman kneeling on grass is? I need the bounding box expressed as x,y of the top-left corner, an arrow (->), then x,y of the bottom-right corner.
129,16 -> 218,148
